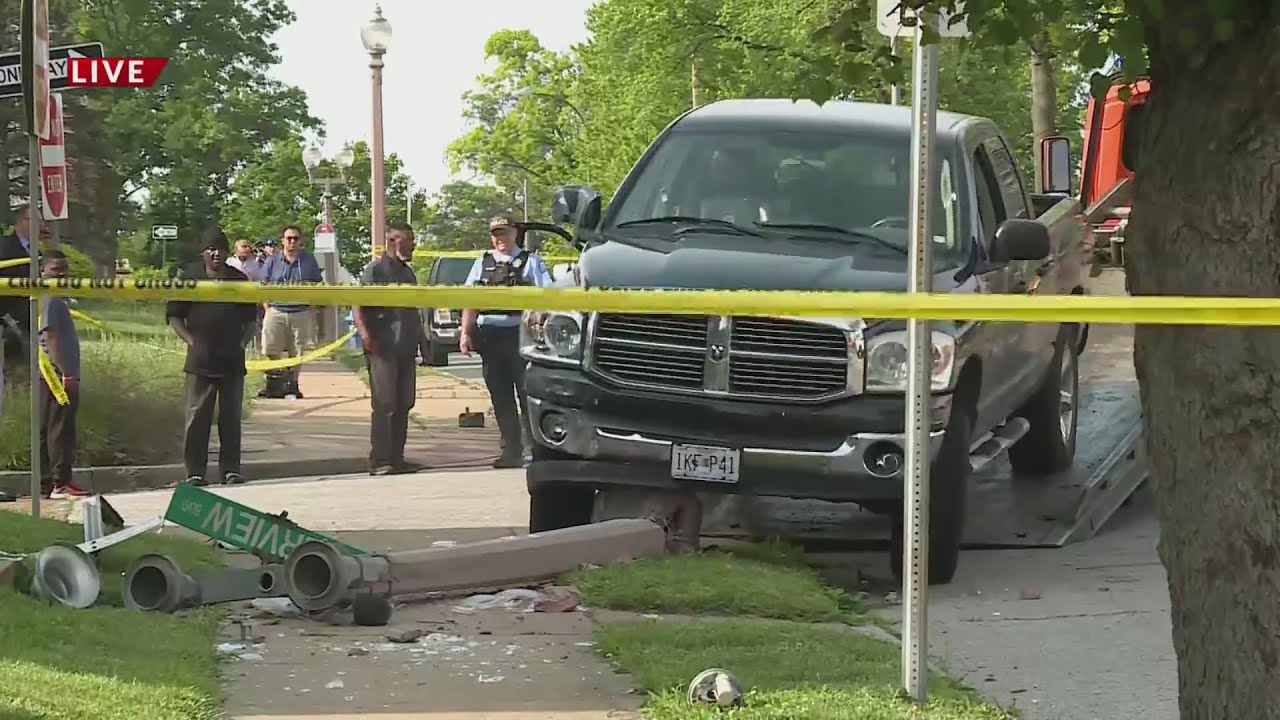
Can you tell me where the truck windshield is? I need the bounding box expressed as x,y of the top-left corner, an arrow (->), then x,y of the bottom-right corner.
608,128 -> 962,258
431,257 -> 475,285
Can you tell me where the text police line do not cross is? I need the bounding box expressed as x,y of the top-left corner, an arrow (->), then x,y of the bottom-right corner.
0,42 -> 104,100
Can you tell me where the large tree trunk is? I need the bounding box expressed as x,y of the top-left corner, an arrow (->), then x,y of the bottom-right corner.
1028,32 -> 1056,193
1127,14 -> 1280,718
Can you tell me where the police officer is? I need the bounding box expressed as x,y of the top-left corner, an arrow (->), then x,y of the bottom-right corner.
460,216 -> 554,468
354,221 -> 427,476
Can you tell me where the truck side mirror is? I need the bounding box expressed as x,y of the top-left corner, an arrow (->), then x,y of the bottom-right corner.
1040,136 -> 1072,195
551,186 -> 602,242
992,219 -> 1050,262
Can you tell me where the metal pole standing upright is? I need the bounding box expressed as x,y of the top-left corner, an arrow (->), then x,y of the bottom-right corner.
902,14 -> 940,703
27,137 -> 42,517
369,51 -> 387,258
890,36 -> 901,106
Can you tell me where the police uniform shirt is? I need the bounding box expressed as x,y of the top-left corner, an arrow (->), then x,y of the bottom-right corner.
359,254 -> 423,355
464,249 -> 554,327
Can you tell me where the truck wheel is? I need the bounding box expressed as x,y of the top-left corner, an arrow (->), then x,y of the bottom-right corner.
1009,328 -> 1080,475
528,446 -> 595,533
889,410 -> 971,585
428,341 -> 451,366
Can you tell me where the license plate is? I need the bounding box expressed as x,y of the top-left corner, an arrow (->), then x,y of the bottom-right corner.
434,309 -> 453,323
671,444 -> 741,483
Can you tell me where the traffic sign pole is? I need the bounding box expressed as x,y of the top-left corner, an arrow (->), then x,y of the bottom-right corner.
902,13 -> 940,702
21,0 -> 49,518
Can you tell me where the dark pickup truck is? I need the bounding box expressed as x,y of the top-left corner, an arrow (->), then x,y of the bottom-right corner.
520,99 -> 1090,584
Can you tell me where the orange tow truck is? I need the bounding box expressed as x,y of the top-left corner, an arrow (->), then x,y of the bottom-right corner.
1076,73 -> 1149,267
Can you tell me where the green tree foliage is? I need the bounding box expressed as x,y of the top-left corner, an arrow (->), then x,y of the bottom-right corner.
218,140 -> 425,274
447,0 -> 1085,211
417,181 -> 524,251
446,30 -> 583,218
1,0 -> 319,272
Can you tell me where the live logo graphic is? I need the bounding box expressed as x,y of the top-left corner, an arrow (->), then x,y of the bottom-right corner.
65,57 -> 167,88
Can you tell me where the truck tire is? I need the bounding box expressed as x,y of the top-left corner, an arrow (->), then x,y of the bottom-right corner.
889,410 -> 971,585
428,341 -> 451,367
1009,327 -> 1080,475
528,446 -> 596,533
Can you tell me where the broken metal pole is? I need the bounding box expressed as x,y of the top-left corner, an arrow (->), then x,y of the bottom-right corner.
122,553 -> 288,612
283,518 -> 668,614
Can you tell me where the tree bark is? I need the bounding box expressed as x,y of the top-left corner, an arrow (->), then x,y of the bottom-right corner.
1127,13 -> 1280,718
1028,32 -> 1056,193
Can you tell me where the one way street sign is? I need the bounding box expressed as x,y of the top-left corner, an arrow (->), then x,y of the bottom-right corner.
0,42 -> 105,100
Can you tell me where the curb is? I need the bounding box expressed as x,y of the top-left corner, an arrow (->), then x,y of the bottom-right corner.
0,456 -> 371,497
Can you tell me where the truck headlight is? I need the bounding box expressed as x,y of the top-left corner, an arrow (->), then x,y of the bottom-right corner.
521,311 -> 584,366
864,330 -> 956,392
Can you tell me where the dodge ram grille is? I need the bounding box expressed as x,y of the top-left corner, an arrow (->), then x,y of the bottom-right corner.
589,314 -> 850,401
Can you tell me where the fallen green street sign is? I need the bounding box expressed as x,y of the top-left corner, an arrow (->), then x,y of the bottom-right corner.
164,482 -> 365,561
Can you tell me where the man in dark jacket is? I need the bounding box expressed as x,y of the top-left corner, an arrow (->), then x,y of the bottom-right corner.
353,222 -> 426,476
0,204 -> 38,369
166,227 -> 258,486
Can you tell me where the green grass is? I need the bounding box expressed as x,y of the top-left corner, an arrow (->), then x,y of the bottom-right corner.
0,512 -> 225,720
0,303 -> 263,470
568,543 -> 860,622
596,619 -> 1013,720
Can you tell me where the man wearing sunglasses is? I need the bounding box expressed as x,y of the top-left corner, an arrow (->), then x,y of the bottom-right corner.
259,224 -> 323,397
460,216 -> 554,468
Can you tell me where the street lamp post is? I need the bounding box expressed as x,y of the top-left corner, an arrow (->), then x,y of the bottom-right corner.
361,5 -> 392,258
302,144 -> 355,342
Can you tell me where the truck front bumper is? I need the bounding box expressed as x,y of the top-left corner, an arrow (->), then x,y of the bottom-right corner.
525,365 -> 951,503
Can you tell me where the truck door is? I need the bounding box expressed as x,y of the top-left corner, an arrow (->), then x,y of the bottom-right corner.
983,136 -> 1057,377
969,140 -> 1039,424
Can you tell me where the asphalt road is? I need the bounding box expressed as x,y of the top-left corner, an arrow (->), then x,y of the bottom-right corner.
432,351 -> 484,382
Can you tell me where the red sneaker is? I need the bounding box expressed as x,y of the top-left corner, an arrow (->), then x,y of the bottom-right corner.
49,483 -> 91,499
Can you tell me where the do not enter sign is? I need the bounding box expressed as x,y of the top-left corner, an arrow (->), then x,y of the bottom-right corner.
39,92 -> 67,220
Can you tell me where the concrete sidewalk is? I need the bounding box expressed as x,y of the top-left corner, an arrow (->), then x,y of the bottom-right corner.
0,360 -> 503,497
243,360 -> 502,473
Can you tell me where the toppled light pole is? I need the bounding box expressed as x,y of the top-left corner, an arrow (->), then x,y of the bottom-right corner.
282,518 -> 668,614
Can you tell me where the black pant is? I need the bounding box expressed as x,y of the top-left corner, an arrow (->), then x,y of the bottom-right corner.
474,324 -> 529,457
39,379 -> 78,491
367,351 -> 416,467
184,373 -> 245,479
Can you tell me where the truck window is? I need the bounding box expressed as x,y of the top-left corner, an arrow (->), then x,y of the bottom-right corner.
983,136 -> 1030,220
608,128 -> 964,257
971,146 -> 1006,246
1121,102 -> 1146,173
431,257 -> 475,286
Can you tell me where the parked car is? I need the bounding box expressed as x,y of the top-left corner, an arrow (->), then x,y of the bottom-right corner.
420,256 -> 474,366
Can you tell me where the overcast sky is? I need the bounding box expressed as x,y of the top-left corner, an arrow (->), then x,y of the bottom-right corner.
268,0 -> 595,196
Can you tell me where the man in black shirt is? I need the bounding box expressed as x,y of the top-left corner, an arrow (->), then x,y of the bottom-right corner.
166,227 -> 258,486
354,221 -> 426,476
0,204 -> 38,370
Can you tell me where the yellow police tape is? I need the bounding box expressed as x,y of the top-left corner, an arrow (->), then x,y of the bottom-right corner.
67,306 -> 356,371
0,257 -> 31,270
3,277 -> 1280,326
245,330 -> 357,371
32,303 -> 70,407
423,251 -> 578,263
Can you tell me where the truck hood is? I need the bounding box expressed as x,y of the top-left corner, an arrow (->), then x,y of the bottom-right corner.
576,235 -> 960,293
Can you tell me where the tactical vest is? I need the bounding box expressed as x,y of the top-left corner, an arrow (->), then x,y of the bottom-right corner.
477,251 -> 529,317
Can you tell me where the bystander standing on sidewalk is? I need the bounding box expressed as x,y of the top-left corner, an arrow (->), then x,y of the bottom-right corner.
259,225 -> 323,397
228,237 -> 266,355
354,222 -> 426,476
38,250 -> 89,499
167,227 -> 258,487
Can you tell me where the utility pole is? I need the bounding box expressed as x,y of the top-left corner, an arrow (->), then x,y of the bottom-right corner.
522,175 -> 529,221
691,59 -> 700,108
890,37 -> 901,105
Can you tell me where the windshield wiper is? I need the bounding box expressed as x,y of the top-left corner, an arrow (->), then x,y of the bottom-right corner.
755,222 -> 908,255
615,215 -> 762,236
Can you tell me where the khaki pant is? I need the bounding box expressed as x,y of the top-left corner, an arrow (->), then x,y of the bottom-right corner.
262,307 -> 316,359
